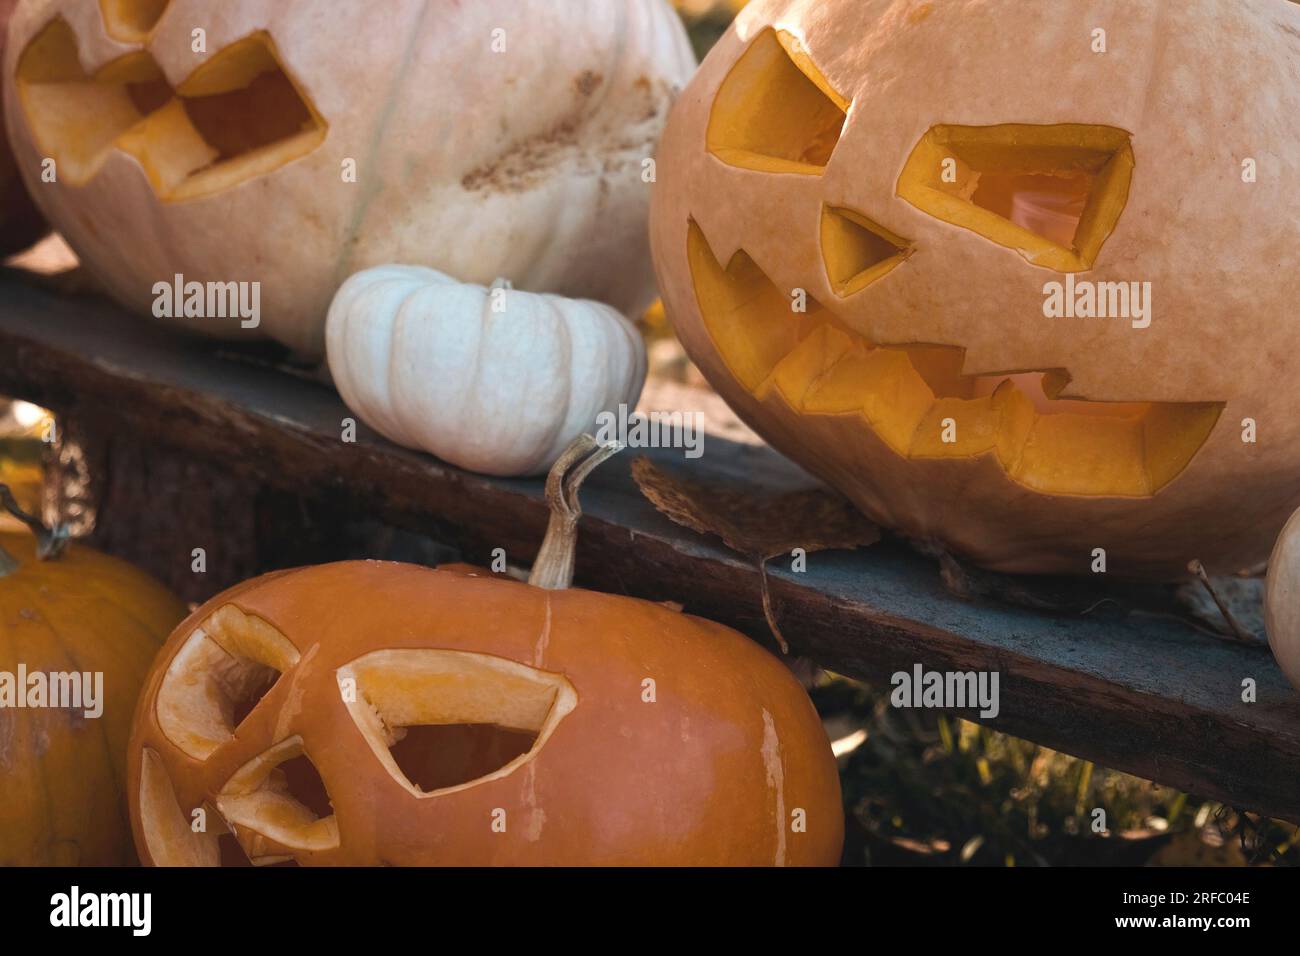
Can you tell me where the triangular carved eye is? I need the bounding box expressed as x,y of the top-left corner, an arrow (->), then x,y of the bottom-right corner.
708,28 -> 848,175
99,0 -> 171,42
897,124 -> 1135,271
337,650 -> 577,798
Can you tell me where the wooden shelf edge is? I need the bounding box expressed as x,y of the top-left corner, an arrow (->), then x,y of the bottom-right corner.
2,272 -> 1297,823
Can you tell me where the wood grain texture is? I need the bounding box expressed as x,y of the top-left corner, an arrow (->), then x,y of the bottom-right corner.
1,270 -> 1297,823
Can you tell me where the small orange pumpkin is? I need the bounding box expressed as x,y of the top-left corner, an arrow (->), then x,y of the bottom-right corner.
0,485 -> 185,865
129,439 -> 843,866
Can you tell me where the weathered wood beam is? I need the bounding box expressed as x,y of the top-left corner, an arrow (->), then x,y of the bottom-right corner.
1,270 -> 1297,823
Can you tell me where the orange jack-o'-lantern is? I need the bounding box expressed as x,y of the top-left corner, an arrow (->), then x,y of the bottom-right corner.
650,0 -> 1300,577
3,0 -> 695,356
128,439 -> 843,866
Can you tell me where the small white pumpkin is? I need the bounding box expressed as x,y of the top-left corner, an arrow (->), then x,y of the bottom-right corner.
326,266 -> 646,477
1265,507 -> 1300,692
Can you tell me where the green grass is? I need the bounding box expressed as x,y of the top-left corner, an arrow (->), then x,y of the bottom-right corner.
813,674 -> 1299,867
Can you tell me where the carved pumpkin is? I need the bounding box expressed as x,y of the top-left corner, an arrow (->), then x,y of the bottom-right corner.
0,0 -> 45,255
128,439 -> 843,866
0,487 -> 185,865
650,0 -> 1300,577
326,266 -> 647,477
3,0 -> 695,356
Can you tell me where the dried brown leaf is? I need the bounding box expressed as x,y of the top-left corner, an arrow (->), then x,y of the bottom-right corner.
631,456 -> 879,561
631,456 -> 880,656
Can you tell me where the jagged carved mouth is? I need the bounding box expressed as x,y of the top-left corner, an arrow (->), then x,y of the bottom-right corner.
16,15 -> 327,201
687,220 -> 1222,498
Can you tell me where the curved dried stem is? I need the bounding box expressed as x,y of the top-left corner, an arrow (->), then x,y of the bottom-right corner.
757,556 -> 790,655
1187,559 -> 1256,645
528,436 -> 623,591
0,483 -> 70,576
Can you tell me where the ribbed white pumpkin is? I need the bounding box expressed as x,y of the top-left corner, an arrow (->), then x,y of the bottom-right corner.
1264,507 -> 1300,693
3,0 -> 695,357
326,265 -> 647,477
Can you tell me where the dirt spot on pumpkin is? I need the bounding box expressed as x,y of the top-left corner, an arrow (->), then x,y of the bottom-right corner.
460,76 -> 675,195
574,70 -> 603,97
460,119 -> 583,193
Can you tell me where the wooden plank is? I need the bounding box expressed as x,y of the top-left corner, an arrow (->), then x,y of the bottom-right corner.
1,270 -> 1297,823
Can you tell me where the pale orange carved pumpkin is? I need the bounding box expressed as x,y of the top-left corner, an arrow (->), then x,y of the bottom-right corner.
650,0 -> 1300,578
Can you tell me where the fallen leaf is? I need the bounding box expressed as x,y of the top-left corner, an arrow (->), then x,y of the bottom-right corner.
631,456 -> 878,561
632,456 -> 879,653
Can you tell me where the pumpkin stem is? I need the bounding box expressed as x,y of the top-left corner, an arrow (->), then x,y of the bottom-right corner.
528,435 -> 623,590
0,483 -> 70,573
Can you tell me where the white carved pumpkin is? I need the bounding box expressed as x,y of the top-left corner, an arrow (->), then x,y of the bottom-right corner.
326,266 -> 646,477
3,0 -> 695,357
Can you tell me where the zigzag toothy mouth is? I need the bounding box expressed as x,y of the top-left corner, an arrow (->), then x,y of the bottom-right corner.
686,219 -> 1222,498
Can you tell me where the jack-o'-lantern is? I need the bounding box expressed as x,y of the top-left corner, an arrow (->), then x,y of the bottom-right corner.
3,0 -> 695,356
0,0 -> 45,255
650,0 -> 1300,577
128,438 -> 843,866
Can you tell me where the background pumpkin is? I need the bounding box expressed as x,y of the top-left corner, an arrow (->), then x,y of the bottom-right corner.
649,0 -> 1300,578
3,0 -> 696,357
326,265 -> 647,477
0,0 -> 45,256
0,488 -> 186,865
129,439 -> 843,866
